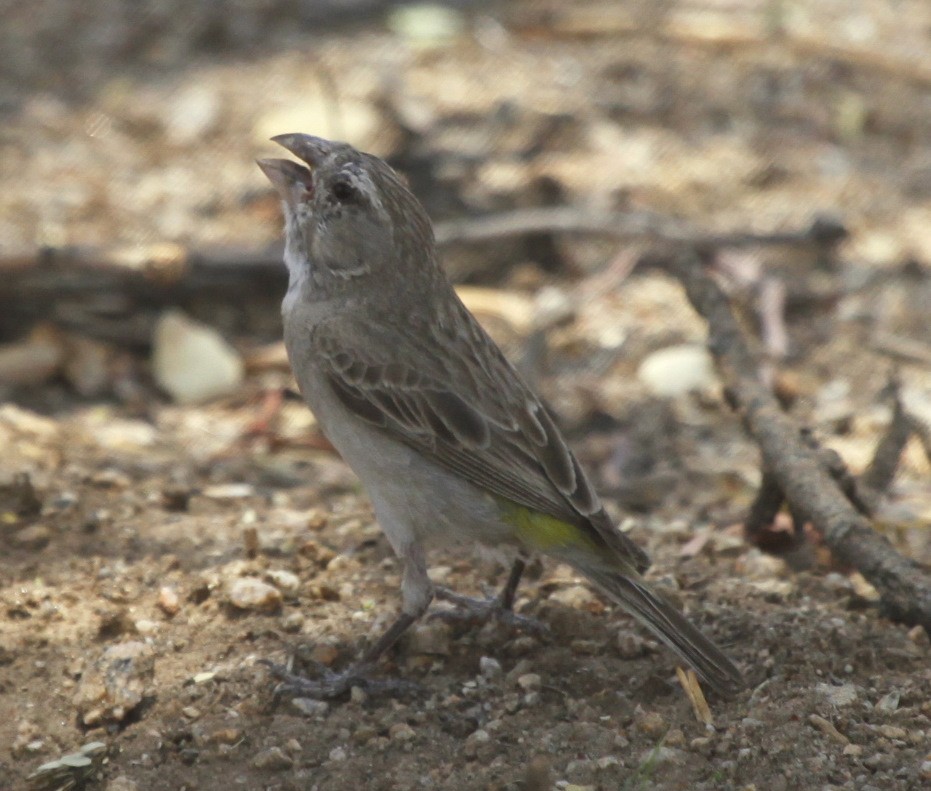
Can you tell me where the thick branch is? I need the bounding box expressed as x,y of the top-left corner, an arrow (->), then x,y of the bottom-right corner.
660,251 -> 931,631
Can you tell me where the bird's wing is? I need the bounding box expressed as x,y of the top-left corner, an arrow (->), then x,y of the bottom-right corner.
311,302 -> 650,572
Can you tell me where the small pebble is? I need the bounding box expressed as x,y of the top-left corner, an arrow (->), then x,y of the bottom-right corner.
479,656 -> 502,678
634,709 -> 666,737
292,698 -> 329,718
875,691 -> 900,713
73,641 -> 155,726
252,746 -> 292,771
907,625 -> 929,645
389,723 -> 415,741
505,659 -> 534,681
204,483 -> 255,500
919,759 -> 931,780
549,585 -> 599,610
352,726 -> 377,745
134,619 -> 159,637
596,756 -> 619,770
210,728 -> 242,745
640,746 -> 687,767
862,752 -> 886,770
157,586 -> 181,616
809,713 -> 849,745
280,612 -> 305,633
106,777 -> 140,791
816,682 -> 858,707
328,746 -> 347,762
565,757 -> 595,780
226,578 -> 282,612
690,736 -> 713,753
615,631 -> 648,659
265,569 -> 301,598
523,691 -> 541,707
517,673 -> 541,691
734,549 -> 789,580
877,724 -> 906,740
9,524 -> 52,550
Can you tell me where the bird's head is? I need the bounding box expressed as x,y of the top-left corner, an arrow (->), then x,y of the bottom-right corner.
258,134 -> 435,296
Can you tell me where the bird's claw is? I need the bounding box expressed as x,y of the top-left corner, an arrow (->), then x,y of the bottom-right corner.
261,659 -> 420,701
431,586 -> 550,637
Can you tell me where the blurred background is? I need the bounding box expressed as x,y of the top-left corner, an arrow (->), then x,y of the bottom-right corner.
1,0 -> 929,512
1,2 -> 930,790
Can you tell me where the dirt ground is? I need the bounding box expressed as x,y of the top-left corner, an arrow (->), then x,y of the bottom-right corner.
1,2 -> 930,790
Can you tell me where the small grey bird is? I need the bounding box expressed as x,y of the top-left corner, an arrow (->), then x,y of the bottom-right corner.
257,134 -> 744,698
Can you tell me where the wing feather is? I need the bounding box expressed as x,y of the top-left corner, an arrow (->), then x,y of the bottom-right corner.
312,305 -> 649,572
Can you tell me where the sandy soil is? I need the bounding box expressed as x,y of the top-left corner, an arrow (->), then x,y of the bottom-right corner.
1,2 -> 930,790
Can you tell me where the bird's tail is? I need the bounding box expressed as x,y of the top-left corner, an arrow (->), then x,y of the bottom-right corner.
574,564 -> 744,697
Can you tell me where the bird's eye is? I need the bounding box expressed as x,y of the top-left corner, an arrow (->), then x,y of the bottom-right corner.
331,179 -> 356,202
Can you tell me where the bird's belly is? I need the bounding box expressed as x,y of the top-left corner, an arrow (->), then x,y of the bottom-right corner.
287,351 -> 514,553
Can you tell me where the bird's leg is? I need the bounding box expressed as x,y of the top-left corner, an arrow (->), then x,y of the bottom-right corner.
265,546 -> 431,700
499,556 -> 527,611
433,557 -> 548,636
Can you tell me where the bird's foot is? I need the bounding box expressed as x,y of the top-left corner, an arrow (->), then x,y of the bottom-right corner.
431,586 -> 549,637
261,657 -> 420,701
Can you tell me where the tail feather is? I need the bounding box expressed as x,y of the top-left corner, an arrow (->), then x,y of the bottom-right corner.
579,565 -> 744,697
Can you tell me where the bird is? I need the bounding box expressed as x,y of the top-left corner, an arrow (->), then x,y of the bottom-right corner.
256,134 -> 744,699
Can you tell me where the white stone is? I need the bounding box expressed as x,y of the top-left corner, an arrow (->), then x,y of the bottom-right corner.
226,578 -> 282,612
637,344 -> 716,397
152,310 -> 244,404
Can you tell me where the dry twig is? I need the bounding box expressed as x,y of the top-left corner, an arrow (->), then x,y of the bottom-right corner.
860,380 -> 914,502
654,250 -> 931,632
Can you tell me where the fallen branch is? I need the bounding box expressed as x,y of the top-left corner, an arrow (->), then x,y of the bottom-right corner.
653,249 -> 931,632
0,214 -> 845,342
0,212 -> 844,291
433,208 -> 846,251
0,243 -> 288,340
0,243 -> 286,300
743,427 -> 874,549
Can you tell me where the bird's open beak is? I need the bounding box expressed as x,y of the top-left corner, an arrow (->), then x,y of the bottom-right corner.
256,157 -> 313,207
270,133 -> 333,167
